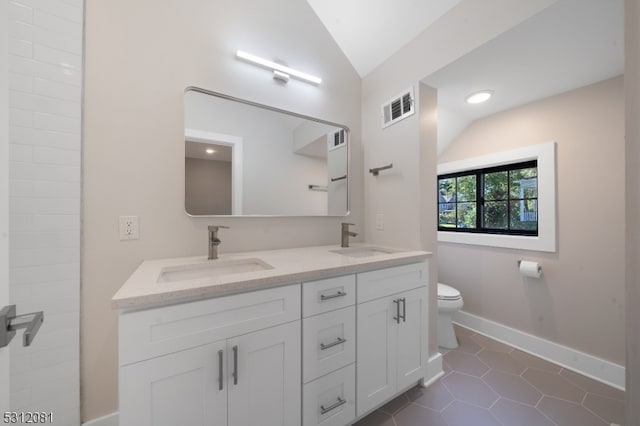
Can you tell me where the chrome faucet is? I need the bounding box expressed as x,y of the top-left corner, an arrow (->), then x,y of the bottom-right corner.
341,223 -> 358,248
208,225 -> 229,260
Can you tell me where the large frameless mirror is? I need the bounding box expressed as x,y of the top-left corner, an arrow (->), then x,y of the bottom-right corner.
184,88 -> 350,216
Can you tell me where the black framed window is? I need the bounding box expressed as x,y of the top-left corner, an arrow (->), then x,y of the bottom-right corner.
438,160 -> 538,236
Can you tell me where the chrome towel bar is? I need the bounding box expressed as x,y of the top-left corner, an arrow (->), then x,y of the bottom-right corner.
369,163 -> 393,176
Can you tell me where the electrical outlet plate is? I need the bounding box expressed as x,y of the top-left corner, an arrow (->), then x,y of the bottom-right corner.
375,214 -> 384,230
119,216 -> 139,240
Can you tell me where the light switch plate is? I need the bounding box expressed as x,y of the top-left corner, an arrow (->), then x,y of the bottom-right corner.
375,214 -> 384,230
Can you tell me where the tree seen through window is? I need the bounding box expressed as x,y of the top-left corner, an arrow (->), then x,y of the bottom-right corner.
438,161 -> 538,236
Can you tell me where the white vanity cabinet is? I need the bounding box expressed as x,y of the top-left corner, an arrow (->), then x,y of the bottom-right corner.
115,246 -> 431,426
356,263 -> 428,417
118,285 -> 301,426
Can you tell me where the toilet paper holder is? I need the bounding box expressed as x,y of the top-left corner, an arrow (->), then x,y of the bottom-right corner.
517,260 -> 542,274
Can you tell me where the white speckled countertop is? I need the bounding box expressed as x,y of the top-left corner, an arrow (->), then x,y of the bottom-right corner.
112,243 -> 431,310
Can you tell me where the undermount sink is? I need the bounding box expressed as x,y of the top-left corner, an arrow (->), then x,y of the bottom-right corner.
157,258 -> 273,283
330,246 -> 398,258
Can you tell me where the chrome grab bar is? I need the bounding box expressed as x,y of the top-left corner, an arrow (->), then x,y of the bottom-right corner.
320,397 -> 347,415
320,337 -> 346,351
320,291 -> 346,301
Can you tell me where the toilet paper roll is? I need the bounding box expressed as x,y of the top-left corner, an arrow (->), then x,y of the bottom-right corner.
519,261 -> 542,278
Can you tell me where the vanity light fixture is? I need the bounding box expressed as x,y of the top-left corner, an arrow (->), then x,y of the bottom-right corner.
206,148 -> 215,154
236,50 -> 322,85
273,70 -> 290,83
466,90 -> 493,104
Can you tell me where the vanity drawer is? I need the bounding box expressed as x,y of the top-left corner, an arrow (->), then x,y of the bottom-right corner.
119,284 -> 300,366
357,262 -> 428,303
302,306 -> 355,383
302,274 -> 355,318
303,364 -> 356,426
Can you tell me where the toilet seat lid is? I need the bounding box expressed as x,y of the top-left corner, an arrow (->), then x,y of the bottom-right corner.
438,283 -> 461,300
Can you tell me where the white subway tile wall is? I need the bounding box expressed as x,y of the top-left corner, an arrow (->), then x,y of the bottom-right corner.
8,0 -> 82,424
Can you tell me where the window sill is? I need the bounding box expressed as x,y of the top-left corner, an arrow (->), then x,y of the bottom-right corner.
438,230 -> 554,252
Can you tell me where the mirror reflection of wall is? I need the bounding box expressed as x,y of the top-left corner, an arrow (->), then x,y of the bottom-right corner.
184,89 -> 349,216
185,141 -> 232,215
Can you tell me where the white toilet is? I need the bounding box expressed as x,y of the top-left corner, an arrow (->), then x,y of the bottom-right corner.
437,283 -> 464,349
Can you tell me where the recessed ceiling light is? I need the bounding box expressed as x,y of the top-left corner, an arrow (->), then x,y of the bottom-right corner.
206,148 -> 215,154
466,90 -> 493,104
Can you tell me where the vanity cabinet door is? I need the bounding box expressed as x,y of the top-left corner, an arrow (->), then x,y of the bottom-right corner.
356,296 -> 398,417
396,286 -> 427,390
119,340 -> 227,426
356,285 -> 427,418
227,320 -> 301,426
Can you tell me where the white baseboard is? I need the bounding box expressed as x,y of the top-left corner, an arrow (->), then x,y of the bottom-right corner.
454,310 -> 625,391
82,412 -> 118,426
423,352 -> 444,387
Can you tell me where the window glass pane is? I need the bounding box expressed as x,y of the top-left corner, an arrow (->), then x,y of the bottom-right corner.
510,200 -> 538,230
484,201 -> 508,229
439,204 -> 456,228
438,178 -> 455,203
456,175 -> 476,202
457,202 -> 476,229
509,168 -> 538,199
484,171 -> 508,201
438,161 -> 539,236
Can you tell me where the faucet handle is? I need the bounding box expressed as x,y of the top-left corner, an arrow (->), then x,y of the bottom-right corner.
208,225 -> 230,232
342,222 -> 355,227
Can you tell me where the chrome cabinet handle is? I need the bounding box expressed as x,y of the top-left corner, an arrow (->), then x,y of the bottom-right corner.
393,299 -> 401,324
320,337 -> 346,351
320,291 -> 346,301
218,350 -> 224,390
320,397 -> 347,415
393,298 -> 406,324
331,174 -> 347,182
232,345 -> 238,385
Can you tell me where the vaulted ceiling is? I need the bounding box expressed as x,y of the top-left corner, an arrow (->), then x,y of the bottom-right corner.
305,0 -> 464,77
306,0 -> 624,152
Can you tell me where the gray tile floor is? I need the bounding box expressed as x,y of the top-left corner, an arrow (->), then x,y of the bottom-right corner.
354,324 -> 625,426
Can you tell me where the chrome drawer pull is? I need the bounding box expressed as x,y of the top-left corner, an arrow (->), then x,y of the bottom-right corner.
217,350 -> 224,390
320,337 -> 346,350
232,345 -> 238,385
393,299 -> 401,324
320,397 -> 347,415
320,291 -> 346,301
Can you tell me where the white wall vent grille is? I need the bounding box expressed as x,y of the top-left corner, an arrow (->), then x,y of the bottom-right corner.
381,87 -> 415,128
328,128 -> 346,151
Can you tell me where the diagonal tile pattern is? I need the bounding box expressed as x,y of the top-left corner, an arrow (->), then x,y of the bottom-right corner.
354,324 -> 625,426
